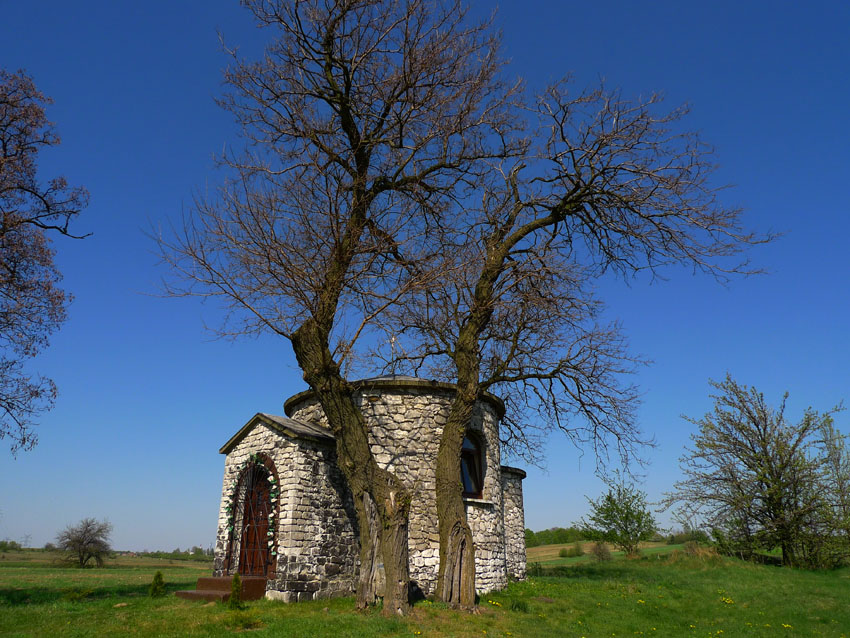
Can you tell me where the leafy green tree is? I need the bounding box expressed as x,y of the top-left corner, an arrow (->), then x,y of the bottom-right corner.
149,570 -> 166,597
581,483 -> 656,556
664,376 -> 848,568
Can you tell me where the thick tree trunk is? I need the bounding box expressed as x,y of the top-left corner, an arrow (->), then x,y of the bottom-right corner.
379,486 -> 412,616
292,319 -> 411,614
434,384 -> 478,608
354,492 -> 382,608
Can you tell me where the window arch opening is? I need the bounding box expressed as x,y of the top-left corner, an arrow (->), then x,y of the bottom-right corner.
461,434 -> 484,499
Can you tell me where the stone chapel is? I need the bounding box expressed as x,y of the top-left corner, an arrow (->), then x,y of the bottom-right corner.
211,376 -> 527,602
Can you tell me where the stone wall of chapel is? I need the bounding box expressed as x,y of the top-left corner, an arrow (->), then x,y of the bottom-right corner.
213,424 -> 359,601
501,469 -> 527,580
287,385 -> 509,595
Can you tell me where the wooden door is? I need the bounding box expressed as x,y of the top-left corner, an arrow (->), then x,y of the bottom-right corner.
238,466 -> 271,576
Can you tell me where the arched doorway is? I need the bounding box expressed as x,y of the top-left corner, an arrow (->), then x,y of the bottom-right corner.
236,464 -> 272,576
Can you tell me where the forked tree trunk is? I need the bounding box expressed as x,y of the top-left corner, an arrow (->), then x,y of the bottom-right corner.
434,386 -> 478,608
292,319 -> 411,614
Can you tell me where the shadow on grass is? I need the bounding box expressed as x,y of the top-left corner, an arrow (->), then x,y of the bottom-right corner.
530,563 -> 643,581
0,581 -> 197,606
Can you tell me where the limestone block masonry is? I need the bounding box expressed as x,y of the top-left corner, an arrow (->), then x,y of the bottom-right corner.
213,377 -> 527,601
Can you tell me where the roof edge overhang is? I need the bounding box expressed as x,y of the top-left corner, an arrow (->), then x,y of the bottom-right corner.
500,465 -> 527,479
283,377 -> 506,419
219,412 -> 333,455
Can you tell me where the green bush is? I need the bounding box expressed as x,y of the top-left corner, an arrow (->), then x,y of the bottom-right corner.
559,542 -> 584,558
149,570 -> 166,597
581,483 -> 656,556
590,541 -> 612,562
229,573 -> 243,610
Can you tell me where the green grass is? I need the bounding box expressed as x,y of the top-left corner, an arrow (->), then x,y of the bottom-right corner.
527,540 -> 685,566
1,548 -> 849,636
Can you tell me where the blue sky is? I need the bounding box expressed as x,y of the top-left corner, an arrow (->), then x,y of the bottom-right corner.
0,1 -> 848,551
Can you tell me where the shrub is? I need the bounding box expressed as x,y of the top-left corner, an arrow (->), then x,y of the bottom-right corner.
590,541 -> 612,562
229,573 -> 243,610
559,542 -> 584,558
581,483 -> 656,556
149,570 -> 166,597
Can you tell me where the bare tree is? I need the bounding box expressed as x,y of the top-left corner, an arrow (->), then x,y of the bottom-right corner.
380,84 -> 769,606
162,0 -> 770,611
56,518 -> 112,568
160,0 -> 517,614
0,69 -> 89,454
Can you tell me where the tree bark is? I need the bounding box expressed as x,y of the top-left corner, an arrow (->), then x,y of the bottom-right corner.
292,318 -> 411,614
434,393 -> 477,608
354,492 -> 382,608
434,249 -> 504,607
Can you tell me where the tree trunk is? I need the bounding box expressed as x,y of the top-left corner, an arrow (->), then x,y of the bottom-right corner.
379,485 -> 412,616
292,319 -> 411,614
354,492 -> 382,608
434,386 -> 477,608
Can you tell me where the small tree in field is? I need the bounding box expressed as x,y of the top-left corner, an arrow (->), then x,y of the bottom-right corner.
56,518 -> 112,567
581,483 -> 656,556
229,573 -> 243,610
149,570 -> 166,597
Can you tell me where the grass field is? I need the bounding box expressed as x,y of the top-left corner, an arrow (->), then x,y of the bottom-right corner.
526,541 -> 687,566
1,547 -> 849,637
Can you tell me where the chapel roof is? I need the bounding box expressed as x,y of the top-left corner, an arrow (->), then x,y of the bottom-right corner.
219,412 -> 333,454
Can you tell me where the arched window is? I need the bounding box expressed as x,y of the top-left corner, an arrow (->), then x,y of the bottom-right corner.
461,434 -> 484,499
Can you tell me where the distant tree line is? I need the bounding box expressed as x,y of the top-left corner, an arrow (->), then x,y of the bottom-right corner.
524,527 -> 587,547
0,539 -> 22,552
136,546 -> 213,562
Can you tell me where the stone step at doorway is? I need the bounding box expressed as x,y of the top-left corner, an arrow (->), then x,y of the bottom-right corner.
175,576 -> 268,602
